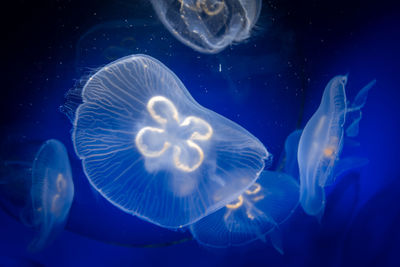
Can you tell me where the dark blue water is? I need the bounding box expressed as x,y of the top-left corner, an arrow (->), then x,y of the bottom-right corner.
1,0 -> 399,266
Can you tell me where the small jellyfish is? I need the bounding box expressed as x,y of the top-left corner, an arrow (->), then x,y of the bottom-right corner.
72,54 -> 269,228
150,0 -> 262,54
24,139 -> 74,252
189,170 -> 299,248
0,139 -> 74,252
277,129 -> 302,179
298,76 -> 374,218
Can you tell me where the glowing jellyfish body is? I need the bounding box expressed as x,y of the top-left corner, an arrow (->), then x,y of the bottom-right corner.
72,54 -> 269,228
189,171 -> 299,247
24,139 -> 74,252
298,76 -> 373,217
150,0 -> 262,54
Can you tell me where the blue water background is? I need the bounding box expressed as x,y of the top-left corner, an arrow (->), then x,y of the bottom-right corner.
0,0 -> 399,266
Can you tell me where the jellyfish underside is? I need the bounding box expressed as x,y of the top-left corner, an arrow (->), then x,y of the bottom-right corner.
72,54 -> 269,228
298,76 -> 373,217
190,129 -> 301,250
190,170 -> 299,248
150,0 -> 262,53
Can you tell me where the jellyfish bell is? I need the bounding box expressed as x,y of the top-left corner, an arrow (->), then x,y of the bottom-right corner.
72,54 -> 270,228
26,139 -> 75,252
276,129 -> 302,179
0,139 -> 74,252
189,170 -> 299,248
150,0 -> 262,54
298,75 -> 374,218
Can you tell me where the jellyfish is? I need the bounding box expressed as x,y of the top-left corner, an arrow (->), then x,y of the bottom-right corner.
298,75 -> 374,218
150,0 -> 262,54
0,139 -> 74,252
276,129 -> 302,179
345,80 -> 375,137
72,54 -> 270,228
189,170 -> 299,249
24,139 -> 74,252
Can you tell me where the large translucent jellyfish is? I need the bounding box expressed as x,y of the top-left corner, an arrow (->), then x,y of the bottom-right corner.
150,0 -> 262,54
0,139 -> 74,252
72,54 -> 270,228
189,170 -> 299,248
298,76 -> 374,217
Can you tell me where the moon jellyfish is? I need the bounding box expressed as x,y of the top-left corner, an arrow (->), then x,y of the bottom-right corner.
189,170 -> 299,248
150,0 -> 262,54
0,139 -> 74,252
26,139 -> 74,251
72,54 -> 270,228
298,75 -> 374,217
